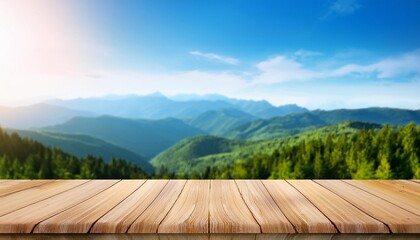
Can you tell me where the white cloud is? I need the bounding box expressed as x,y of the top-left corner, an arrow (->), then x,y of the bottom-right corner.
331,49 -> 420,78
253,49 -> 420,84
294,49 -> 323,59
255,56 -> 326,84
2,45 -> 420,110
189,51 -> 239,65
323,0 -> 361,18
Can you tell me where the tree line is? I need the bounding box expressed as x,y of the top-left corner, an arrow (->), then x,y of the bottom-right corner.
182,123 -> 419,179
1,123 -> 419,179
0,128 -> 148,179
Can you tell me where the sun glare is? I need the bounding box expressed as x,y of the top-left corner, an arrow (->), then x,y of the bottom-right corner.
0,1 -> 86,102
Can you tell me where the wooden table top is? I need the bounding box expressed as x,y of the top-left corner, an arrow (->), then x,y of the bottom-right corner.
0,180 -> 419,234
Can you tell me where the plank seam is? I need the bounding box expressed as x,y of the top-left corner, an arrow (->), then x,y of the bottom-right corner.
30,179 -> 121,233
155,180 -> 188,233
234,180 -> 262,233
124,180 -> 171,233
0,180 -> 90,218
260,180 -> 297,233
344,180 -> 420,217
410,180 -> 420,184
87,180 -> 147,233
314,180 -> 392,233
0,180 -> 54,198
285,180 -> 340,233
208,180 -> 211,234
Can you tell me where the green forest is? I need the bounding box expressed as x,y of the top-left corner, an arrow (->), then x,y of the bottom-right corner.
0,128 -> 148,179
0,123 -> 419,179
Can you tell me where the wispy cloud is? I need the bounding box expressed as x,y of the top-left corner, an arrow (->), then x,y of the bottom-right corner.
255,56 -> 325,84
254,49 -> 420,84
323,0 -> 361,18
293,49 -> 323,59
189,51 -> 239,65
331,49 -> 420,78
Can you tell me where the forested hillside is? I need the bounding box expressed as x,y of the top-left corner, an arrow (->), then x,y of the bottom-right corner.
0,128 -> 148,179
1,122 -> 419,180
182,123 -> 420,179
225,108 -> 420,140
7,129 -> 154,173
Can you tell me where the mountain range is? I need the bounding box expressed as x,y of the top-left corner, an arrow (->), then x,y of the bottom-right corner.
1,94 -> 419,174
42,115 -> 203,159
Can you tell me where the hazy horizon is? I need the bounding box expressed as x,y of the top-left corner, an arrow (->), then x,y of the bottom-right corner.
1,0 -> 419,109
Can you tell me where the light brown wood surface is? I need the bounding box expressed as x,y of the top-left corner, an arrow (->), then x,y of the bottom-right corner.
35,180 -> 144,233
91,180 -> 168,233
210,180 -> 261,233
0,180 -> 87,217
378,180 -> 420,196
0,180 -> 418,234
262,180 -> 336,233
235,180 -> 295,233
288,180 -> 388,233
344,180 -> 420,216
0,180 -> 118,233
127,180 -> 186,233
158,180 -> 210,233
316,180 -> 420,233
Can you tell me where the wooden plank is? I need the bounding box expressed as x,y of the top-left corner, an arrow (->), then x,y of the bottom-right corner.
378,180 -> 420,197
236,180 -> 295,233
316,180 -> 420,233
0,180 -> 52,197
127,180 -> 186,233
34,180 -> 144,233
91,180 -> 168,233
158,180 -> 210,233
0,235 -> 160,240
288,180 -> 388,233
344,180 -> 420,216
0,180 -> 88,217
209,180 -> 261,233
262,180 -> 336,233
0,180 -> 118,233
0,180 -> 29,191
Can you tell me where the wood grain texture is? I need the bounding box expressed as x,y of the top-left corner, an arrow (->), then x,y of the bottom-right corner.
262,180 -> 336,233
344,180 -> 420,216
0,180 -> 29,193
127,180 -> 186,233
0,180 -> 118,233
288,180 -> 388,233
209,180 -> 261,233
377,180 -> 420,197
0,180 -> 418,234
91,180 -> 169,233
316,180 -> 420,233
158,180 -> 210,233
35,180 -> 144,233
0,180 -> 53,197
236,180 -> 295,233
0,180 -> 87,217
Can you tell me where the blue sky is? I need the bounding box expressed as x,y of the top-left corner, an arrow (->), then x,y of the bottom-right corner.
0,0 -> 419,109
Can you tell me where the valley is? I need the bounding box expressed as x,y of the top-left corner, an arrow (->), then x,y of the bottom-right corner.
1,94 -> 419,179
